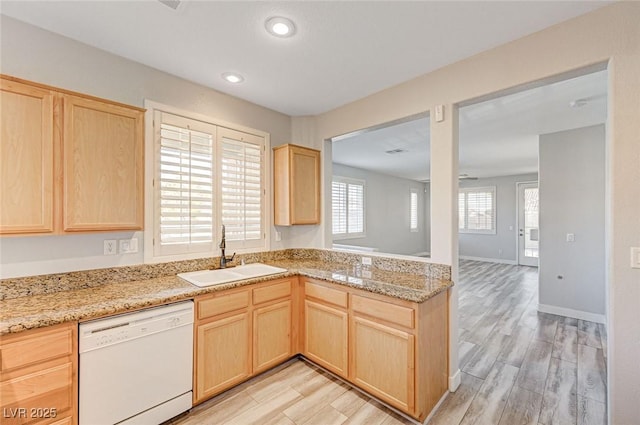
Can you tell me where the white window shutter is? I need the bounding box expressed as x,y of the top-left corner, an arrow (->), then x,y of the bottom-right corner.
155,112 -> 216,256
410,190 -> 418,231
218,127 -> 265,249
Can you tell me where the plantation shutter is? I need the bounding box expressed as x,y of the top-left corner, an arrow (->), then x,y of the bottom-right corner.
218,127 -> 265,249
410,190 -> 418,230
155,111 -> 216,256
332,181 -> 347,235
347,182 -> 364,233
459,187 -> 496,233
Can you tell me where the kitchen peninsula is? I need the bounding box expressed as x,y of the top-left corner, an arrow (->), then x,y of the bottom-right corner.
1,248 -> 452,423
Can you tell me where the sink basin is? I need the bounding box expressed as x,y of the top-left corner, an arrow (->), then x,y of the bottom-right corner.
178,263 -> 287,287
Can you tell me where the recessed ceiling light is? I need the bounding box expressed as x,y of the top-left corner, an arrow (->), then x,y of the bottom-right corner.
222,72 -> 244,84
265,16 -> 296,38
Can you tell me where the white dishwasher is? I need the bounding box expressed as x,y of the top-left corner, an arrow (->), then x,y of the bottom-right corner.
79,301 -> 194,425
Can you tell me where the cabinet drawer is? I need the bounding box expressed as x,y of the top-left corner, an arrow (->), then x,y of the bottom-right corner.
352,295 -> 415,329
1,362 -> 72,407
198,290 -> 250,320
253,280 -> 292,305
305,281 -> 347,308
1,328 -> 73,372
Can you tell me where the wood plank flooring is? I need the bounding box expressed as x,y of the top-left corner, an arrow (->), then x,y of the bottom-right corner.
168,260 -> 607,425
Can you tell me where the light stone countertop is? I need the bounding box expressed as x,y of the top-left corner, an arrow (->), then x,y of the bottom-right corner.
0,257 -> 452,335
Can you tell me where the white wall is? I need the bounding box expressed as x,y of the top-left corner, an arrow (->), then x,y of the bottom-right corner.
538,125 -> 605,320
459,173 -> 538,263
332,163 -> 430,256
0,16 -> 291,278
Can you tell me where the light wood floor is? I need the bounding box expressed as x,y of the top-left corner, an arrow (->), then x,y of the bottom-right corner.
169,260 -> 607,425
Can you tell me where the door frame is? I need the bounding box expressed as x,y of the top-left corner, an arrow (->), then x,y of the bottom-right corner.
516,181 -> 539,267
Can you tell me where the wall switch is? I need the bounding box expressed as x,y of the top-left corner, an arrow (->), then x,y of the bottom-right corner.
566,233 -> 575,242
509,226 -> 514,231
119,238 -> 138,254
104,239 -> 117,255
361,256 -> 372,266
275,231 -> 282,242
631,247 -> 640,269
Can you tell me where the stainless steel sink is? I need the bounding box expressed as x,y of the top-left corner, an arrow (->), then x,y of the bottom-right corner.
177,263 -> 287,287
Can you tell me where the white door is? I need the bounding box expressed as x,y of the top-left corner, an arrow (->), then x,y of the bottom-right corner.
517,182 -> 539,267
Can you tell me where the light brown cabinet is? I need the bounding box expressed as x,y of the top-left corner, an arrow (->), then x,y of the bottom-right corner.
273,144 -> 321,225
0,322 -> 77,425
303,281 -> 349,377
301,278 -> 449,422
194,278 -> 295,404
0,78 -> 55,235
62,95 -> 143,231
350,308 -> 415,413
0,75 -> 144,235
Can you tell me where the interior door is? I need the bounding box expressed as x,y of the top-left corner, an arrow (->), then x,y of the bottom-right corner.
517,182 -> 539,267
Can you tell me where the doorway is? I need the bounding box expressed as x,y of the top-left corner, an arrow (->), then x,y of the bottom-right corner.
517,182 -> 539,267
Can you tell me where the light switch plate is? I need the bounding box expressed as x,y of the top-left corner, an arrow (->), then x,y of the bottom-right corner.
566,233 -> 575,242
119,238 -> 139,254
631,247 -> 640,269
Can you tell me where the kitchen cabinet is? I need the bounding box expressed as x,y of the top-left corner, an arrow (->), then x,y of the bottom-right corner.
252,280 -> 293,373
350,296 -> 416,413
0,322 -> 77,425
303,281 -> 349,377
194,278 -> 295,404
0,78 -> 55,235
301,278 -> 449,422
0,75 -> 144,235
273,144 -> 321,225
62,94 -> 143,231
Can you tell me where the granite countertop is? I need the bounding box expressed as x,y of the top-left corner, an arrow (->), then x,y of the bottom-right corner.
0,257 -> 452,335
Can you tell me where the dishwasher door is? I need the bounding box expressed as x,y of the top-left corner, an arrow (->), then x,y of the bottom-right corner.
79,301 -> 194,425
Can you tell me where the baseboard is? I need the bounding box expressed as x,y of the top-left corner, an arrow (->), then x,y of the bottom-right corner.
412,251 -> 431,257
537,303 -> 606,324
449,368 -> 461,391
459,255 -> 517,265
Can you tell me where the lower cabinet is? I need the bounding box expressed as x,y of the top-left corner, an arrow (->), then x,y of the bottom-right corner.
194,278 -> 294,404
350,316 -> 415,413
253,300 -> 292,373
196,311 -> 251,401
0,322 -> 77,425
304,300 -> 348,377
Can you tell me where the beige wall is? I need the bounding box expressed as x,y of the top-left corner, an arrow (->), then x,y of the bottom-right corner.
306,3 -> 639,423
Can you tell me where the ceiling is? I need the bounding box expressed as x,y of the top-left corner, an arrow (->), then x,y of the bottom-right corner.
0,1 -> 610,116
332,70 -> 608,180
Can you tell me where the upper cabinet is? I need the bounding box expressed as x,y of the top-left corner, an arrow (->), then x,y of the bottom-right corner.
63,95 -> 143,231
0,75 -> 144,235
0,79 -> 55,234
273,144 -> 321,225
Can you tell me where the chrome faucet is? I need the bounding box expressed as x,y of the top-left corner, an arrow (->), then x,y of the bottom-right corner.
219,225 -> 235,268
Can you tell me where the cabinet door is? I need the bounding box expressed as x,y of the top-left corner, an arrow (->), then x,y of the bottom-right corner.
350,316 -> 415,413
304,299 -> 348,377
63,95 -> 143,231
0,79 -> 55,234
253,300 -> 292,373
290,146 -> 320,224
195,311 -> 251,402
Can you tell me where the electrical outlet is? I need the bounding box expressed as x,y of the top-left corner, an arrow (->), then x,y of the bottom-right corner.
361,256 -> 372,266
119,238 -> 139,254
566,233 -> 575,242
275,231 -> 282,242
104,239 -> 117,255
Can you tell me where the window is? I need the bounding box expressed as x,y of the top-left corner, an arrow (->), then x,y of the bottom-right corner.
410,189 -> 418,231
459,186 -> 496,234
153,110 -> 265,258
332,177 -> 365,238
